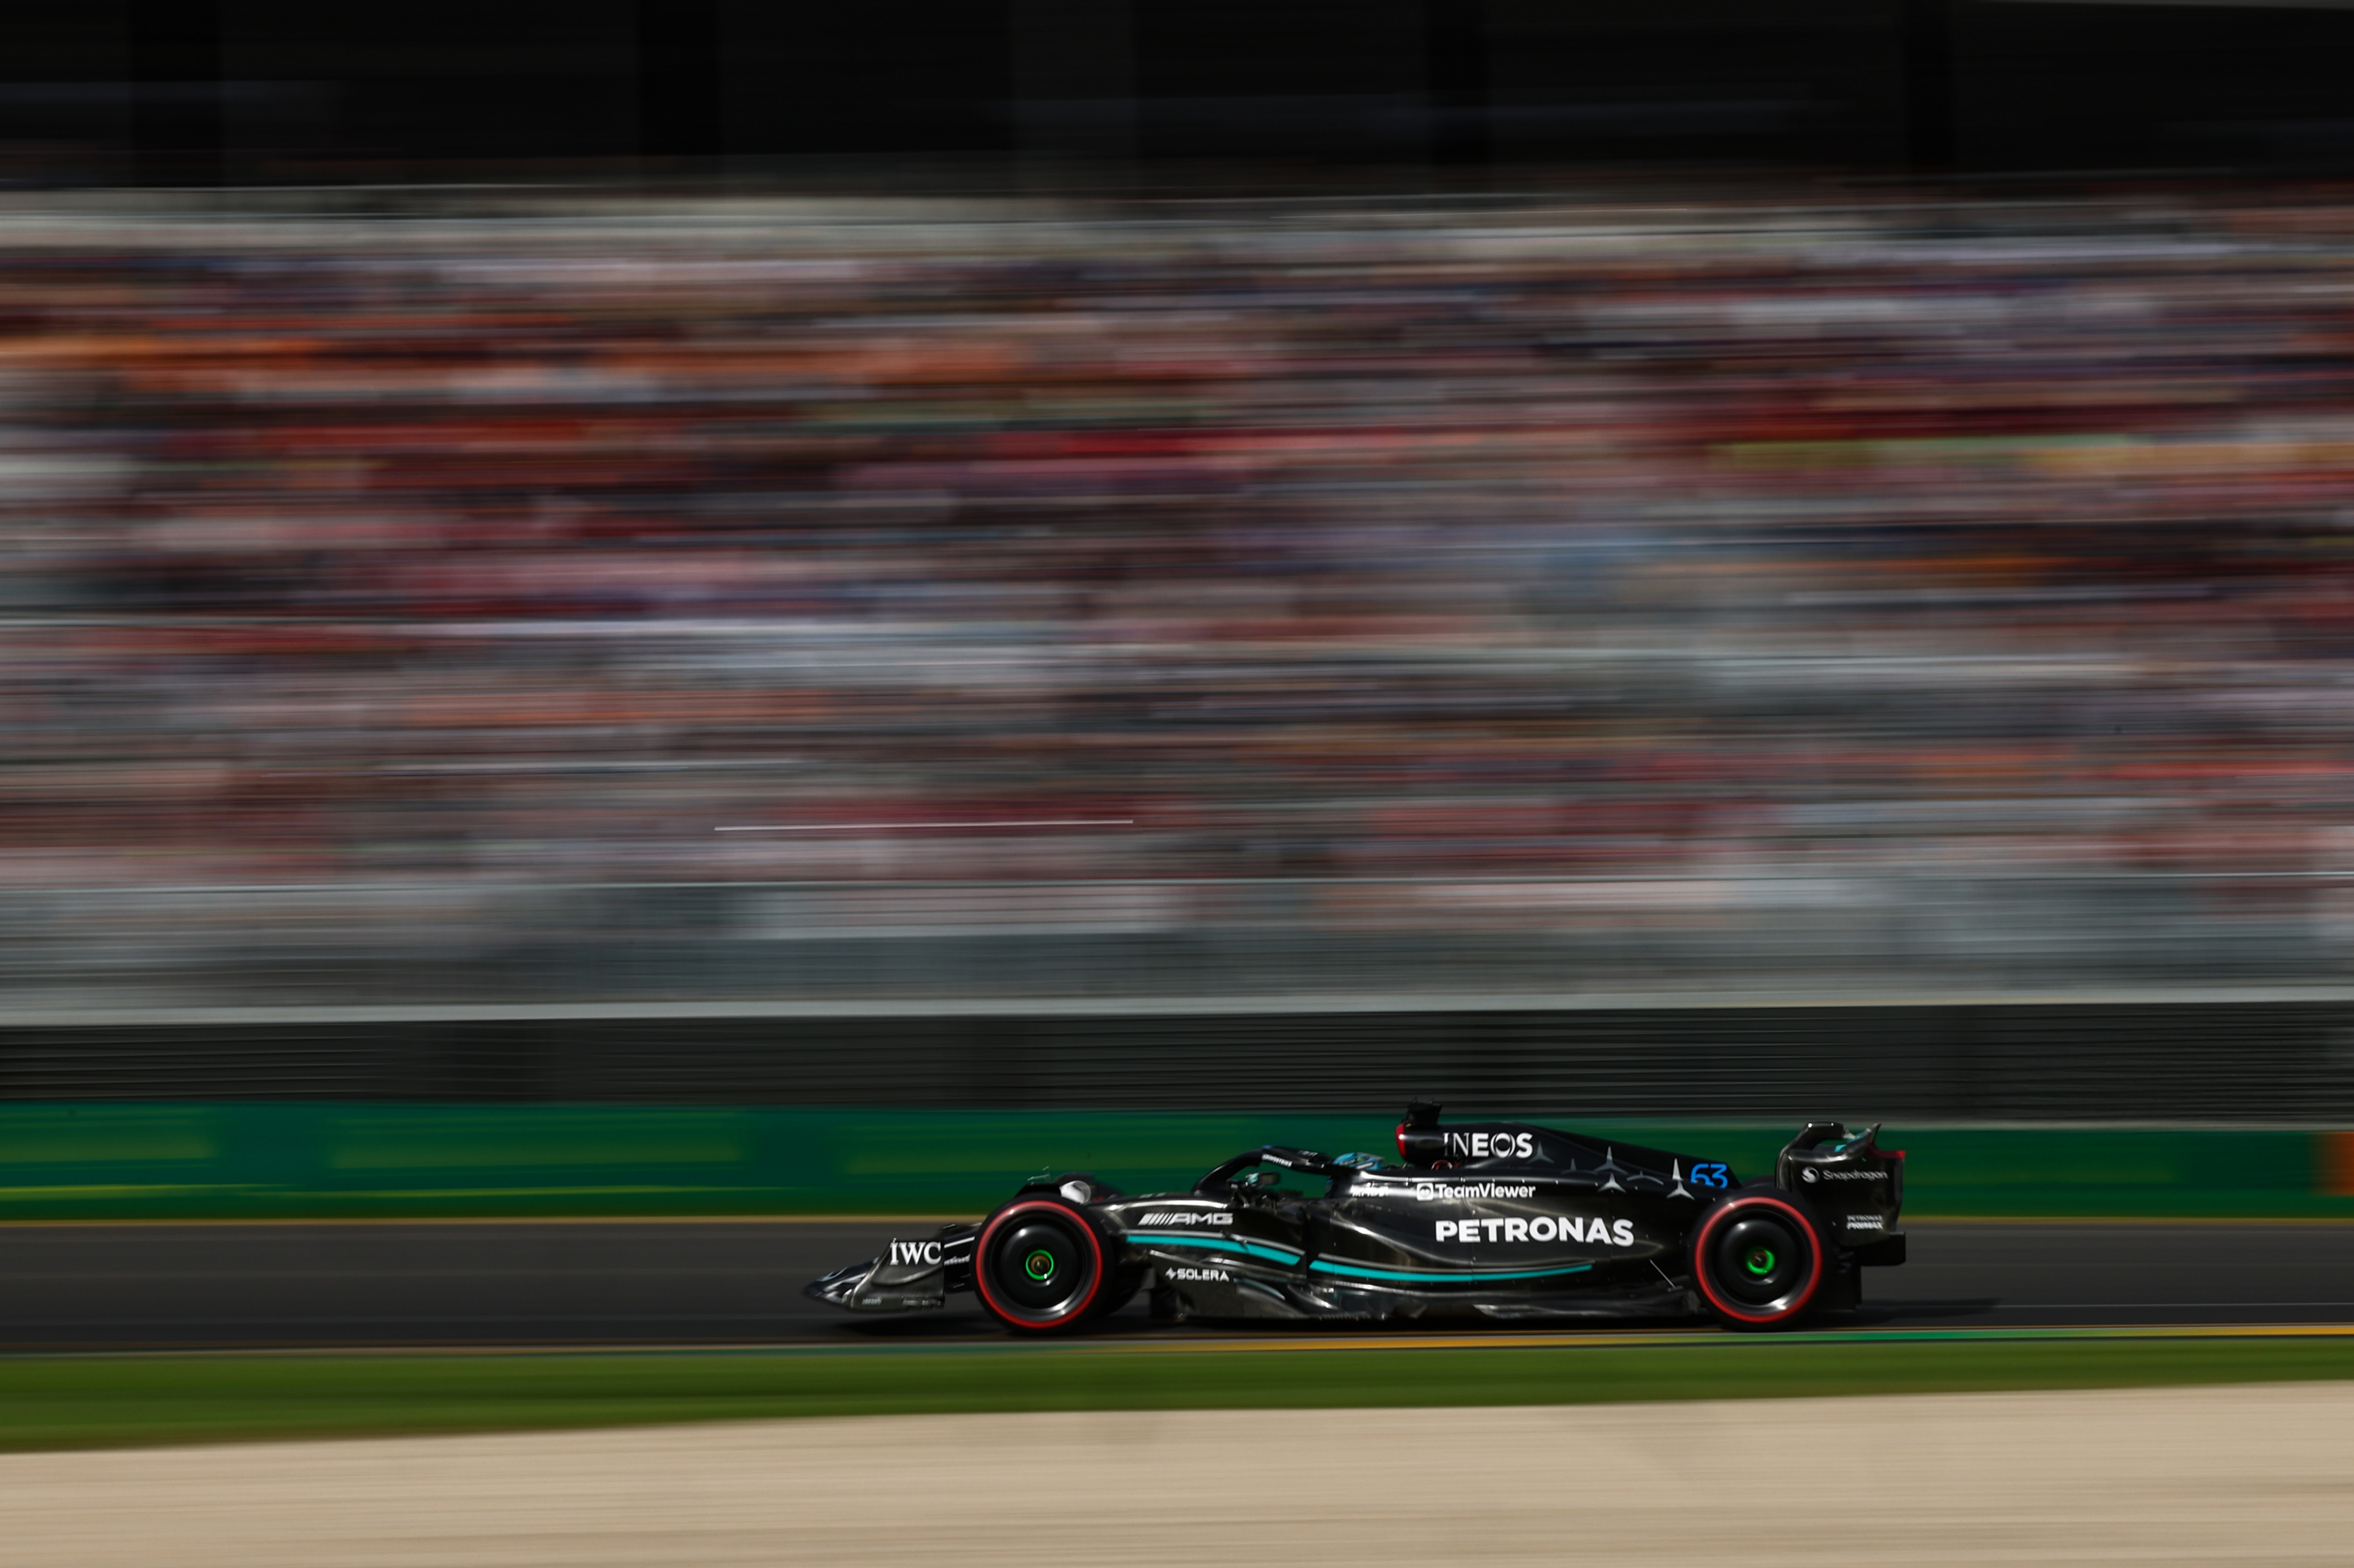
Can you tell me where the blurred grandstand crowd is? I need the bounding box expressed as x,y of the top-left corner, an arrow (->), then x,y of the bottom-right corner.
5,188 -> 2354,1004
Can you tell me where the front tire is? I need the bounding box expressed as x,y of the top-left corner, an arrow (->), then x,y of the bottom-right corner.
972,1198 -> 1111,1335
1689,1187 -> 1828,1330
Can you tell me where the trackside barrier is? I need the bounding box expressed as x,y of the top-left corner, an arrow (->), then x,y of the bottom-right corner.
0,1106 -> 2352,1221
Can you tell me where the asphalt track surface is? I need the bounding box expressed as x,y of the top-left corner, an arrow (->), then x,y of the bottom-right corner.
4,1218 -> 2354,1349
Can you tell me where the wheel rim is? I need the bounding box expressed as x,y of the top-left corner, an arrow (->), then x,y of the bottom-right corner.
986,1213 -> 1098,1323
1708,1211 -> 1812,1315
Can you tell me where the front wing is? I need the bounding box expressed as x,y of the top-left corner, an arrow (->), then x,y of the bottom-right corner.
804,1223 -> 976,1313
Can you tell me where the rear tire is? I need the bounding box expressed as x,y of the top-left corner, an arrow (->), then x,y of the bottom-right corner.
972,1198 -> 1111,1335
1689,1187 -> 1828,1330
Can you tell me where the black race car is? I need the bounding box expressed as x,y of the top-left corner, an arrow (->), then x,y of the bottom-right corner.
807,1102 -> 1905,1332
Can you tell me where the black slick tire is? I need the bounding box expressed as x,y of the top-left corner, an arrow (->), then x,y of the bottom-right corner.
972,1197 -> 1111,1335
1689,1185 -> 1830,1331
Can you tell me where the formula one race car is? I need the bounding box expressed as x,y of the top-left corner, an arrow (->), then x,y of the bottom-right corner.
807,1103 -> 1905,1333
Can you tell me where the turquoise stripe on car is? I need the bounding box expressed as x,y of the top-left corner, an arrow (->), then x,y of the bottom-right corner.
1131,1232 -> 1596,1284
1306,1258 -> 1595,1284
1128,1232 -> 1301,1263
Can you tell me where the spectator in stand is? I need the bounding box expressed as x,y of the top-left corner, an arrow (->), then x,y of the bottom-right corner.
0,187 -> 2352,1000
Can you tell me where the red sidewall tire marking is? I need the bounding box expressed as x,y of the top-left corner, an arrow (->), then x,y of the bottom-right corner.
973,1199 -> 1108,1332
1692,1194 -> 1824,1325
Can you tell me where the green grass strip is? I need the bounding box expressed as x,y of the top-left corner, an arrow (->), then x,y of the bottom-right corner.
8,1335 -> 2354,1454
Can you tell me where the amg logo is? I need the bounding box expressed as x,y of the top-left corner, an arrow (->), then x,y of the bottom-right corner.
1446,1132 -> 1537,1160
1165,1267 -> 1230,1282
888,1241 -> 942,1266
1438,1216 -> 1634,1246
1416,1181 -> 1536,1202
1141,1211 -> 1234,1226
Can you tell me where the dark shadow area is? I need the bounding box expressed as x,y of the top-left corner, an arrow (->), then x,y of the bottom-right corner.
0,0 -> 2346,182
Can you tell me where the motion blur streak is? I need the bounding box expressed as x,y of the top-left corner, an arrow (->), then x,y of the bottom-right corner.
7,1386 -> 2353,1566
9,189 -> 2354,1008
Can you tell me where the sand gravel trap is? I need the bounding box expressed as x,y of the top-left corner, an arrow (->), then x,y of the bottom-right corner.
5,1382 -> 2354,1567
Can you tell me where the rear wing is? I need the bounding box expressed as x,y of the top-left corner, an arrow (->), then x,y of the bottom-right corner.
1778,1121 -> 1905,1260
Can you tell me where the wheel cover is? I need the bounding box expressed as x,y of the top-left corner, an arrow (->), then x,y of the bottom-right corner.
977,1203 -> 1103,1327
1695,1198 -> 1821,1322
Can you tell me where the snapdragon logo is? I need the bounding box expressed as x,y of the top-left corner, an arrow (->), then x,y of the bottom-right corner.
1801,1167 -> 1888,1183
1437,1216 -> 1633,1246
888,1241 -> 943,1266
1445,1131 -> 1537,1160
1414,1181 -> 1537,1202
1141,1211 -> 1233,1226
